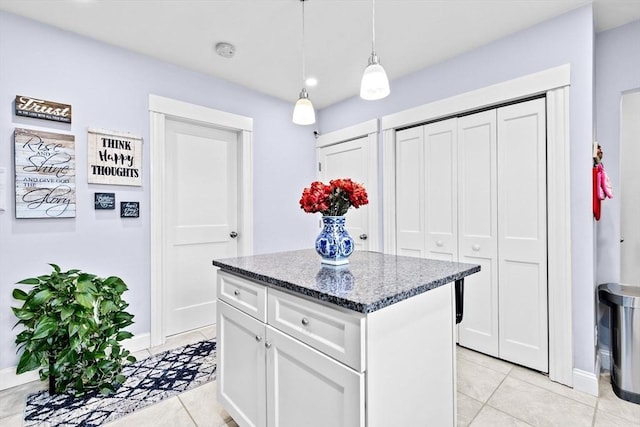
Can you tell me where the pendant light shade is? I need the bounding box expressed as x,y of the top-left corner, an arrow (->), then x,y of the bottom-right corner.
292,0 -> 316,125
360,0 -> 390,100
292,88 -> 316,125
360,53 -> 390,100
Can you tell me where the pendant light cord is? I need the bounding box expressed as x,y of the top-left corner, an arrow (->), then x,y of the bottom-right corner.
302,0 -> 306,84
371,0 -> 376,54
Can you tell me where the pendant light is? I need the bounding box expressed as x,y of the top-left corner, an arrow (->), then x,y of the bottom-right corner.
292,0 -> 316,125
360,0 -> 390,100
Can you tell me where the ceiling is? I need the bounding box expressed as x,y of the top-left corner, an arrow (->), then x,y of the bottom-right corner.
1,0 -> 639,109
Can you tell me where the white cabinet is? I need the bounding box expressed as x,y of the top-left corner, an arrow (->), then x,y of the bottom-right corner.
217,274 -> 365,427
395,98 -> 548,372
216,270 -> 457,427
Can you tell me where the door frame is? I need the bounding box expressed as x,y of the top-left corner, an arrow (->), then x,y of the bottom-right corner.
316,119 -> 380,252
149,94 -> 253,346
381,65 -> 573,388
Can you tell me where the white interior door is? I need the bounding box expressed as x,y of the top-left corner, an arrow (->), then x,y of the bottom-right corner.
497,99 -> 548,372
425,119 -> 458,262
621,91 -> 640,284
165,118 -> 238,336
318,137 -> 371,251
457,110 -> 500,358
395,127 -> 426,258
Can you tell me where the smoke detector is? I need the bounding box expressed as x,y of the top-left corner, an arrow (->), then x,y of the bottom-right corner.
215,42 -> 235,59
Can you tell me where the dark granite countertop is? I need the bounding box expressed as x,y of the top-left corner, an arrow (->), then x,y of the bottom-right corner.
213,249 -> 480,314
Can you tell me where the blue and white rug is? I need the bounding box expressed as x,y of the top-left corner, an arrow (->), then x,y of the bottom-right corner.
24,339 -> 217,426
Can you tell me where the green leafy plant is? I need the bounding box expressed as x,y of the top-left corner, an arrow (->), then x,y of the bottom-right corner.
12,264 -> 136,396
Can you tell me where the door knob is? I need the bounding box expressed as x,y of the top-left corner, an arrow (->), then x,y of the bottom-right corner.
359,234 -> 368,240
230,231 -> 238,238
472,244 -> 481,251
265,341 -> 272,349
436,240 -> 444,247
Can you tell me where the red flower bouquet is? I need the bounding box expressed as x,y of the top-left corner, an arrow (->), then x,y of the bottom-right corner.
300,178 -> 369,216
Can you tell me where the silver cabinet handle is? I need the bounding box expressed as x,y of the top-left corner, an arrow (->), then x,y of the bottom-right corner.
265,341 -> 272,349
255,335 -> 262,342
234,289 -> 240,296
359,234 -> 368,240
301,317 -> 310,326
230,231 -> 238,238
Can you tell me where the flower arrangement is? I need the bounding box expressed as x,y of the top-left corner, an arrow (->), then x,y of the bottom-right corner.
300,178 -> 368,216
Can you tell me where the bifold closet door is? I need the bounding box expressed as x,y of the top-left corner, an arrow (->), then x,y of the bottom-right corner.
395,127 -> 426,258
497,99 -> 548,372
395,120 -> 458,261
424,119 -> 458,262
457,111 -> 500,358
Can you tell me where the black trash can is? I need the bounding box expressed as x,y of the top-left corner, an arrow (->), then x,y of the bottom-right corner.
598,283 -> 640,404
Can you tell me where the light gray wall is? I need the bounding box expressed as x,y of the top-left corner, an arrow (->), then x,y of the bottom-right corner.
594,20 -> 640,357
319,6 -> 597,375
595,20 -> 640,284
0,11 -> 318,370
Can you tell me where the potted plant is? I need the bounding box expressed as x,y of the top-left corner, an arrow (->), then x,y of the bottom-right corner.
11,264 -> 136,396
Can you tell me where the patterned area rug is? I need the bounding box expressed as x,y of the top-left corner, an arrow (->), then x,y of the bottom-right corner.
23,339 -> 217,426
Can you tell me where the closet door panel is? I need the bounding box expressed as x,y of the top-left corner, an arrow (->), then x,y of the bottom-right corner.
425,119 -> 458,262
396,127 -> 426,258
497,99 -> 548,372
457,110 -> 499,357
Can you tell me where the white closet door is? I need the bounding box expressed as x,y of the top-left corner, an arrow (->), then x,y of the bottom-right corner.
497,99 -> 548,372
457,110 -> 500,357
318,137 -> 371,251
424,119 -> 458,262
395,127 -> 426,258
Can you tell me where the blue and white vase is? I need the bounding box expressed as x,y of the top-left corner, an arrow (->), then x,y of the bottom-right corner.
315,216 -> 354,265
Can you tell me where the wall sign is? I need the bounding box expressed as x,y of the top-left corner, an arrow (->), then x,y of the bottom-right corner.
94,192 -> 115,210
120,202 -> 139,218
15,95 -> 72,123
14,128 -> 76,218
87,128 -> 142,186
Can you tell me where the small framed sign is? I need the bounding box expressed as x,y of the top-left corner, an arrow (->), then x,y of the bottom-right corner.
120,201 -> 139,218
15,95 -> 72,123
88,128 -> 142,186
94,193 -> 115,210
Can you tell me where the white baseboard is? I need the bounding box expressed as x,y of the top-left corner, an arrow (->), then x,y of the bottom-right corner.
0,333 -> 151,391
573,368 -> 600,396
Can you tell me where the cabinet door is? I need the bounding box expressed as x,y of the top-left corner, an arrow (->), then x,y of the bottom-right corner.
424,118 -> 458,262
217,301 -> 266,427
497,99 -> 548,372
265,326 -> 364,427
395,127 -> 426,258
457,110 -> 500,357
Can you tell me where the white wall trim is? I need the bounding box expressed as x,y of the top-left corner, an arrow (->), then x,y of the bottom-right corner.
381,64 -> 570,131
0,367 -> 40,391
316,119 -> 378,148
573,368 -> 600,396
149,94 -> 253,347
0,333 -> 151,391
381,65 -> 573,387
149,94 -> 252,131
316,119 -> 381,252
546,86 -> 574,387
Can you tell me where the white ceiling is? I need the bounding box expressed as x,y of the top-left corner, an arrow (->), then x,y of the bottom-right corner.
1,0 -> 639,109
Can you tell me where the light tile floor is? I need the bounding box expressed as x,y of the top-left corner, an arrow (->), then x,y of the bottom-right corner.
1,328 -> 638,426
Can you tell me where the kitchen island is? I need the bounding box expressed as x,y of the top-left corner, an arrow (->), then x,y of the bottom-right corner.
213,249 -> 480,427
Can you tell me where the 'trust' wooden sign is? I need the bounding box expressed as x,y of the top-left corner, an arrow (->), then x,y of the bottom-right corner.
15,95 -> 72,123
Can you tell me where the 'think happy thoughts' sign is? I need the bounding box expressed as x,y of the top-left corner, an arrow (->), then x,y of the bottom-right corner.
87,128 -> 142,186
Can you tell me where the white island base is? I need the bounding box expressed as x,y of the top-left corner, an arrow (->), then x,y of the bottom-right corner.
216,270 -> 457,427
